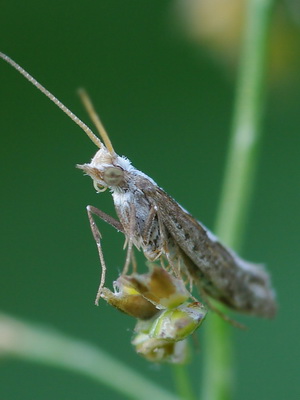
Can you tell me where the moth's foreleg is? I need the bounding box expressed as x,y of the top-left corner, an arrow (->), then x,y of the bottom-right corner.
86,205 -> 118,305
87,205 -> 124,233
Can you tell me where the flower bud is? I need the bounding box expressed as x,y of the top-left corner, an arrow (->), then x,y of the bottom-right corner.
150,302 -> 207,341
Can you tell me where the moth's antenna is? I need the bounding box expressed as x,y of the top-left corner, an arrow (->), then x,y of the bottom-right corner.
78,88 -> 115,155
0,52 -> 102,148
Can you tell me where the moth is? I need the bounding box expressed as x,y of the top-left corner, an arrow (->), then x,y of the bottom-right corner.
0,52 -> 276,319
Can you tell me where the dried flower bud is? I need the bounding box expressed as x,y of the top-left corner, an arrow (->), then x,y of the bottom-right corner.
100,264 -> 207,364
132,332 -> 189,364
100,279 -> 159,320
123,265 -> 190,309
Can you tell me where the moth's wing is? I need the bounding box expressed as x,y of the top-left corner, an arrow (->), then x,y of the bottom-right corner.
152,187 -> 277,317
153,187 -> 235,274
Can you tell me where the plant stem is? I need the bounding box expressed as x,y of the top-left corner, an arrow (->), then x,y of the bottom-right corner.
173,364 -> 197,400
201,0 -> 275,399
0,313 -> 179,400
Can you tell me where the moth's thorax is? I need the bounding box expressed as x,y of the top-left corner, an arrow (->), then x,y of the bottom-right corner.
111,170 -> 162,259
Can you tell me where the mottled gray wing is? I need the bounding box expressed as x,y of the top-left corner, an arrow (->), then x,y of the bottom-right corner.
152,187 -> 276,318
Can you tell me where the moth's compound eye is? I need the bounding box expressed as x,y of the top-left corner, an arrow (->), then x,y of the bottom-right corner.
103,166 -> 124,186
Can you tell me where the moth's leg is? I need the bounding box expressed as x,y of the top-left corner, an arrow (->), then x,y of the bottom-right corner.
160,223 -> 197,291
122,236 -> 137,272
142,205 -> 157,244
179,251 -> 196,292
160,226 -> 182,278
188,275 -> 194,293
122,202 -> 136,275
86,206 -> 124,305
140,205 -> 164,262
87,205 -> 124,233
159,255 -> 167,270
131,249 -> 138,273
200,288 -> 247,330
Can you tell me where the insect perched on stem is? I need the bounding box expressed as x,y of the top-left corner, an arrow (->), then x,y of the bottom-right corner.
0,52 -> 276,319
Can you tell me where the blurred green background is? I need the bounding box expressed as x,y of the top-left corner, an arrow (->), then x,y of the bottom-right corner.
1,1 -> 299,399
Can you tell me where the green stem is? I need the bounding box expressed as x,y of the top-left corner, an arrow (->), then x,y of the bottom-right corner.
0,313 -> 179,400
173,364 -> 197,400
201,0 -> 275,399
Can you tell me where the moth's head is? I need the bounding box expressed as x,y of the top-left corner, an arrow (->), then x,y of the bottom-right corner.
77,147 -> 126,192
75,89 -> 128,192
